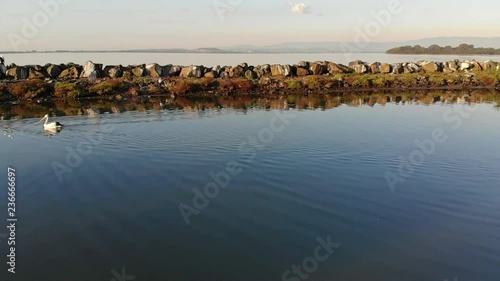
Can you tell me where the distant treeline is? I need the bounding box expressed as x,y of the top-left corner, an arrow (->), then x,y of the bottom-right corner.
387,44 -> 500,55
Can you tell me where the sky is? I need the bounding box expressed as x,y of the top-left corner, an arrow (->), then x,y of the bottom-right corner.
0,0 -> 499,51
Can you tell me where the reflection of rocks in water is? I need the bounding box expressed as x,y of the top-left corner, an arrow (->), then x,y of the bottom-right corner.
0,90 -> 499,120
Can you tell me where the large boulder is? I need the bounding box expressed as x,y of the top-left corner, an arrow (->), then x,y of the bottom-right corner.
245,70 -> 258,80
7,66 -> 29,80
59,66 -> 81,79
298,61 -> 309,68
348,60 -> 365,67
328,62 -> 352,74
229,65 -> 245,78
369,62 -> 381,74
163,65 -> 182,77
444,60 -> 459,73
180,65 -> 204,78
482,60 -> 498,70
132,65 -> 146,77
421,62 -> 440,73
309,63 -> 326,75
271,64 -> 292,77
470,61 -> 483,72
392,63 -> 404,74
403,62 -> 420,73
296,67 -> 310,76
28,67 -> 48,79
0,63 -> 6,77
254,64 -> 271,77
146,63 -> 163,77
45,64 -> 62,78
103,65 -> 123,78
380,63 -> 392,74
80,61 -> 102,78
459,61 -> 471,71
352,64 -> 369,74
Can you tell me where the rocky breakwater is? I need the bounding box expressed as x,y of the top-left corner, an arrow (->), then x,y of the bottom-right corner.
0,59 -> 500,101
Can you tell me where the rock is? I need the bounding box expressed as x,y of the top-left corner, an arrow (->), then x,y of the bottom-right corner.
328,63 -> 352,74
204,71 -> 216,78
298,61 -> 309,68
238,62 -> 248,70
254,64 -> 271,77
310,63 -> 326,75
180,65 -> 204,78
380,63 -> 392,74
460,62 -> 471,71
229,65 -> 245,78
80,61 -> 102,78
103,65 -> 123,78
164,65 -> 182,77
348,60 -> 365,67
421,62 -> 440,73
45,65 -> 62,78
132,65 -> 147,77
392,63 -> 404,74
470,61 -> 483,72
146,63 -> 163,77
211,65 -> 221,77
28,67 -> 48,79
59,66 -> 81,79
403,62 -> 420,73
6,67 -> 29,80
271,64 -> 292,77
296,67 -> 310,76
369,62 -> 381,74
444,60 -> 459,73
245,70 -> 258,80
0,63 -> 6,76
482,60 -> 498,70
352,64 -> 368,74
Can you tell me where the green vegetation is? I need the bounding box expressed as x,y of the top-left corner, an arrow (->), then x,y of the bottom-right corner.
89,79 -> 129,95
54,82 -> 87,99
387,44 -> 500,55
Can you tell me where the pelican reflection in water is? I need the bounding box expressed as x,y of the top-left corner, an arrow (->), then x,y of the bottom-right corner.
37,114 -> 64,138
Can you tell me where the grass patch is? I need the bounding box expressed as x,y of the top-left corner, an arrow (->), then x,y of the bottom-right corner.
89,79 -> 129,95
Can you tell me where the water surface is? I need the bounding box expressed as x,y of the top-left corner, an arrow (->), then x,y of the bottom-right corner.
0,97 -> 499,281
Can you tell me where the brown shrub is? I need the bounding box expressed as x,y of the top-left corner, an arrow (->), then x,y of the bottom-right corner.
8,80 -> 50,99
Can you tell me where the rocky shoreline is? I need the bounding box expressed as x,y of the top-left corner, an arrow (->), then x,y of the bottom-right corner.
1,59 -> 500,101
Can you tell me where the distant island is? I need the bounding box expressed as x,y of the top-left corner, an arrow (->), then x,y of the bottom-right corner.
387,44 -> 500,55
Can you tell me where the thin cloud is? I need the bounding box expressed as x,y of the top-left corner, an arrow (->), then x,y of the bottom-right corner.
291,3 -> 311,14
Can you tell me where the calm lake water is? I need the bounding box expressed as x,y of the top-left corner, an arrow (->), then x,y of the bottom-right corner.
5,52 -> 500,67
1,95 -> 500,281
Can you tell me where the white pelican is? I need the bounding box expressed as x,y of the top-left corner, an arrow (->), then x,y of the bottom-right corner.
38,114 -> 63,129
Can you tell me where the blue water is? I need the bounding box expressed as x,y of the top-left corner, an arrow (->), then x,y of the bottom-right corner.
1,101 -> 500,281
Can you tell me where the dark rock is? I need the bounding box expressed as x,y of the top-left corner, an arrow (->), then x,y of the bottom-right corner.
370,62 -> 381,74
103,65 -> 123,78
46,65 -> 62,78
245,70 -> 258,80
310,63 -> 326,75
229,65 -> 245,78
146,63 -> 163,77
59,66 -> 81,79
6,66 -> 29,80
328,62 -> 352,74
